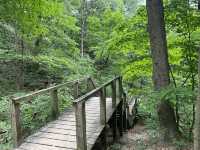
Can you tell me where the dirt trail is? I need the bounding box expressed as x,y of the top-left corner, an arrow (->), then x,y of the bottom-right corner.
108,121 -> 192,150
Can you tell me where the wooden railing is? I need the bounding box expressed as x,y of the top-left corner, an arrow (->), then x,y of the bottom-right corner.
11,76 -> 96,148
73,76 -> 124,150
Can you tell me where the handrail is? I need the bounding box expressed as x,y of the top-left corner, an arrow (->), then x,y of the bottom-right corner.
73,87 -> 102,104
73,76 -> 123,150
87,77 -> 96,89
73,76 -> 120,104
11,75 -> 124,150
12,77 -> 88,103
11,76 -> 95,148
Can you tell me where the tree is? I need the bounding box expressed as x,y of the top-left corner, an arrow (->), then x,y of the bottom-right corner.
146,0 -> 179,141
80,0 -> 87,57
0,0 -> 80,90
164,0 -> 200,138
194,1 -> 200,149
198,0 -> 200,9
194,50 -> 200,149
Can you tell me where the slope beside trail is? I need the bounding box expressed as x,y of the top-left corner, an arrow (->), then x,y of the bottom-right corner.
108,119 -> 192,150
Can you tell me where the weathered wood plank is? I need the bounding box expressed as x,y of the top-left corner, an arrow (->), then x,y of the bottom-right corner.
40,125 -> 102,135
50,120 -> 100,126
14,76 -> 124,150
30,132 -> 76,141
25,137 -> 76,149
40,128 -> 76,136
58,114 -> 100,121
20,142 -> 73,150
16,85 -> 122,150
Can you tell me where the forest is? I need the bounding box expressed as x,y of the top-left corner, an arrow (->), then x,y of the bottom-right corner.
1,0 -> 200,150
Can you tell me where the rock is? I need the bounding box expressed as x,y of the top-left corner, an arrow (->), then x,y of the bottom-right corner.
118,133 -> 129,145
106,125 -> 114,145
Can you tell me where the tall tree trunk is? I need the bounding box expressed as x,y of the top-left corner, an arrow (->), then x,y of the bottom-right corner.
146,0 -> 179,141
194,49 -> 200,150
194,1 -> 200,150
15,32 -> 24,90
80,0 -> 86,57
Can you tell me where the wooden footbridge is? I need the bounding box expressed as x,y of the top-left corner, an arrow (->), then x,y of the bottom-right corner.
11,76 -> 129,150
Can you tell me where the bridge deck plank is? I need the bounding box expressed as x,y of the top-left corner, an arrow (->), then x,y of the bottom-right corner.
16,97 -> 119,150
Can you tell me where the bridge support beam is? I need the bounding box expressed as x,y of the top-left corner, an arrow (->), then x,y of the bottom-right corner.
118,101 -> 123,136
100,87 -> 107,149
112,111 -> 117,141
123,93 -> 128,132
118,77 -> 124,136
100,87 -> 106,125
111,80 -> 118,141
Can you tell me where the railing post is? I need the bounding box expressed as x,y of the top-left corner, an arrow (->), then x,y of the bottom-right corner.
100,87 -> 106,125
73,81 -> 79,99
119,77 -> 123,101
118,101 -> 124,136
111,80 -> 118,140
51,89 -> 59,119
87,77 -> 92,92
87,77 -> 96,92
11,99 -> 22,148
74,101 -> 87,150
123,93 -> 128,131
111,80 -> 116,108
100,87 -> 107,149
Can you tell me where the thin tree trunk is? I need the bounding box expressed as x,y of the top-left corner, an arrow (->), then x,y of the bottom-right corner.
169,67 -> 180,130
194,49 -> 200,150
15,32 -> 24,90
194,1 -> 200,149
146,0 -> 179,141
80,0 -> 86,57
198,0 -> 200,10
189,74 -> 195,139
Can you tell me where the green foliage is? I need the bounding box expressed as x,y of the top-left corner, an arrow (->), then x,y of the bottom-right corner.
21,94 -> 52,133
0,121 -> 11,149
20,90 -> 72,135
98,6 -> 151,94
165,0 -> 200,77
0,0 -> 200,148
0,0 -> 80,57
87,9 -> 125,59
139,85 -> 196,139
0,97 -> 9,121
109,143 -> 121,150
0,90 -> 73,149
0,96 -> 11,149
